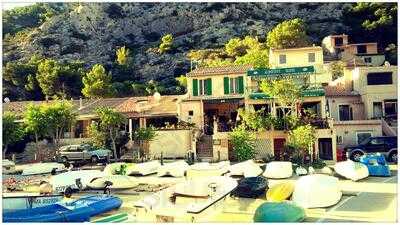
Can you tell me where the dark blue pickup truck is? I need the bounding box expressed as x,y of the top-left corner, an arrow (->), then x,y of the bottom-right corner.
344,136 -> 397,163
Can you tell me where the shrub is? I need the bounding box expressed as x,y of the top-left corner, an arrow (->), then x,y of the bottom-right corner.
229,125 -> 255,161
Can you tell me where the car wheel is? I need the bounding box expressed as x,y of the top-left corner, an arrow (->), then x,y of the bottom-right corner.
350,151 -> 363,162
91,155 -> 99,164
389,152 -> 397,163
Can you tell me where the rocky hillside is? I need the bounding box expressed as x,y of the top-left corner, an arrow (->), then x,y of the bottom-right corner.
2,3 -> 355,100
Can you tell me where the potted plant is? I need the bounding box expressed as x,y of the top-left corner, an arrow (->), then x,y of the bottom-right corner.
133,127 -> 157,160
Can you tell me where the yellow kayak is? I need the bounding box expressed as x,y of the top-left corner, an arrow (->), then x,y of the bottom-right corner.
266,182 -> 294,202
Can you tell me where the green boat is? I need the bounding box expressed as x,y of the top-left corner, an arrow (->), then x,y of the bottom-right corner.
253,202 -> 306,222
92,212 -> 136,223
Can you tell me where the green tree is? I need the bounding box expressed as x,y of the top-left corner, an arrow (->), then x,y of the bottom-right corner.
329,61 -> 345,80
266,18 -> 310,49
235,48 -> 269,68
2,113 -> 25,157
42,101 -> 76,149
384,44 -> 397,65
88,123 -> 107,148
145,80 -> 166,95
116,46 -> 131,66
287,124 -> 316,165
158,34 -> 174,54
229,125 -> 256,162
82,64 -> 113,98
24,104 -> 48,153
36,59 -> 62,98
95,107 -> 126,158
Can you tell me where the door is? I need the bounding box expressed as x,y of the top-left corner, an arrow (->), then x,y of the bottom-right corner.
196,135 -> 213,158
365,137 -> 386,153
273,138 -> 286,160
318,138 -> 333,160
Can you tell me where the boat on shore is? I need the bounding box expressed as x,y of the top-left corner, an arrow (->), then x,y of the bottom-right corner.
49,170 -> 105,193
2,192 -> 63,213
157,160 -> 189,177
186,161 -> 230,178
334,160 -> 369,181
21,162 -> 70,176
3,195 -> 122,222
2,160 -> 16,174
87,175 -> 139,190
134,176 -> 238,222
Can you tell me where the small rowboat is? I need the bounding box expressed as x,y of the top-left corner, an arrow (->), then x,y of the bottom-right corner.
92,212 -> 137,223
334,160 -> 369,181
3,195 -> 122,222
21,162 -> 69,176
2,192 -> 63,213
254,202 -> 306,222
186,161 -> 230,178
49,170 -> 105,193
126,161 -> 161,176
263,161 -> 293,179
87,175 -> 139,190
229,160 -> 263,177
157,160 -> 189,177
266,182 -> 294,202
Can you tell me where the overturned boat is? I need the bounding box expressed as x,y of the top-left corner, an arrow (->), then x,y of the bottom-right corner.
49,170 -> 105,193
21,162 -> 70,176
157,160 -> 189,177
292,174 -> 342,208
229,160 -> 263,177
253,202 -> 306,222
334,160 -> 369,181
87,175 -> 139,190
266,181 -> 294,202
263,161 -> 293,179
359,153 -> 391,177
126,160 -> 161,176
186,161 -> 230,178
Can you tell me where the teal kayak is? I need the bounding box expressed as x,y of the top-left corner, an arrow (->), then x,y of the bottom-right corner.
253,202 -> 306,222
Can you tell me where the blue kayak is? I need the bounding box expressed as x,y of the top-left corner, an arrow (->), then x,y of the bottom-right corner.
3,195 -> 122,222
359,153 -> 391,177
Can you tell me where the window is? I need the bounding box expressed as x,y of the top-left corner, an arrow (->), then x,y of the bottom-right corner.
364,57 -> 372,63
308,53 -> 316,63
384,100 -> 397,116
373,102 -> 383,118
357,45 -> 367,54
192,78 -> 212,96
356,132 -> 372,144
199,79 -> 205,95
224,76 -> 244,95
188,110 -> 194,116
370,137 -> 384,145
279,54 -> 286,64
334,37 -> 343,46
338,105 -> 353,121
367,72 -> 393,85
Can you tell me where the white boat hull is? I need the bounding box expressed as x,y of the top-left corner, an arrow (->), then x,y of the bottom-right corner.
2,193 -> 63,212
21,163 -> 68,176
49,170 -> 105,192
127,161 -> 161,176
229,160 -> 263,177
157,161 -> 189,177
334,160 -> 369,181
263,161 -> 293,179
87,175 -> 138,190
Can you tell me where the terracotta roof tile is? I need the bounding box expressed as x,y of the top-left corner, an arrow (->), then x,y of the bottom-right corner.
324,78 -> 359,97
187,64 -> 253,76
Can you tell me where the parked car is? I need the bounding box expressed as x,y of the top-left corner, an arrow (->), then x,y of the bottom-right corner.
56,144 -> 112,163
344,136 -> 397,163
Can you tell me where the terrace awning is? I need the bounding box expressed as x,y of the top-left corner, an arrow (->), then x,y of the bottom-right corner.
249,88 -> 325,100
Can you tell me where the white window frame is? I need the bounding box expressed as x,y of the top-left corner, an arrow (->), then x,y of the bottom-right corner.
229,77 -> 240,94
355,131 -> 373,145
198,79 -> 206,96
308,52 -> 316,63
279,54 -> 286,64
338,104 -> 352,121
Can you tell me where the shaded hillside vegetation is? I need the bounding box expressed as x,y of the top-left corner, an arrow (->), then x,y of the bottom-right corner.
2,2 -> 397,101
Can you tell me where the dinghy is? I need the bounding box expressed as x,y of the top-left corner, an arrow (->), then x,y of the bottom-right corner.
231,176 -> 268,198
87,175 -> 139,190
49,170 -> 105,193
3,195 -> 122,222
253,202 -> 306,222
157,160 -> 189,177
359,153 -> 391,177
186,161 -> 230,178
2,159 -> 16,174
334,160 -> 369,181
133,176 -> 237,221
262,161 -> 293,179
229,160 -> 263,177
21,162 -> 69,176
292,174 -> 342,208
92,212 -> 136,223
266,182 -> 294,202
2,192 -> 63,212
126,160 -> 161,176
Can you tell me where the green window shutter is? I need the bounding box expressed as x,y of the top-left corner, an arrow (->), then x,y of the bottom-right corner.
192,79 -> 198,96
206,78 -> 212,95
224,77 -> 230,94
238,76 -> 244,94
